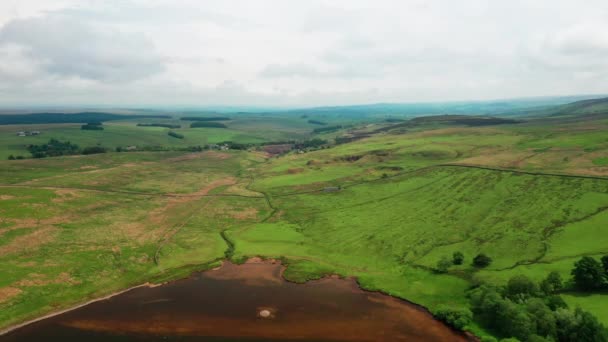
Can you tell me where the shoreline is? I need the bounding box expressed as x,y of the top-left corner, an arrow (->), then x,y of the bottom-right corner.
0,257 -> 478,341
0,282 -> 161,336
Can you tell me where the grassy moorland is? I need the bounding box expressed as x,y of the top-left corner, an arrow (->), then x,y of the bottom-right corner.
0,114 -> 338,160
1,102 -> 608,340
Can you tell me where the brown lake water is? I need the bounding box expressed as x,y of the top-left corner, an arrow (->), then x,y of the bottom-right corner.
1,261 -> 472,341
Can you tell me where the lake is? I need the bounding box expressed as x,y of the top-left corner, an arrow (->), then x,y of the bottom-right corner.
0,260 -> 472,341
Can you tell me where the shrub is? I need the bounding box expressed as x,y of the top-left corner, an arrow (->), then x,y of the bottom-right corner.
434,306 -> 472,330
540,271 -> 563,295
308,119 -> 327,125
168,131 -> 184,139
181,116 -> 230,121
81,122 -> 104,130
82,146 -> 107,155
436,257 -> 452,273
453,251 -> 464,265
473,253 -> 492,268
137,123 -> 181,129
506,275 -> 539,301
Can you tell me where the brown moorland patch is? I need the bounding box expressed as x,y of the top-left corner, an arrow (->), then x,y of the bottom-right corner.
0,226 -> 57,256
0,287 -> 22,304
228,208 -> 259,220
15,272 -> 81,287
149,177 -> 237,230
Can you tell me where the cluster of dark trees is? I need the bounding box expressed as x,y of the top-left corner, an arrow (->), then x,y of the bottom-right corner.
167,131 -> 184,139
181,116 -> 230,121
571,256 -> 608,291
0,113 -> 169,125
307,119 -> 327,125
469,273 -> 607,342
436,252 -> 492,272
7,155 -> 26,160
313,125 -> 343,133
295,138 -> 327,149
190,122 -> 227,128
26,139 -> 106,158
81,122 -> 103,130
137,123 -> 181,129
82,146 -> 107,155
27,139 -> 80,158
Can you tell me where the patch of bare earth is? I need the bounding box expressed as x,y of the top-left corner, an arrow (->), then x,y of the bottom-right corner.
568,168 -> 608,177
0,195 -> 15,200
0,227 -> 57,256
203,151 -> 231,160
0,287 -> 22,303
228,208 -> 259,220
15,272 -> 81,287
415,127 -> 503,138
457,148 -> 533,168
0,215 -> 70,237
52,189 -> 83,203
146,177 -> 237,242
165,153 -> 206,162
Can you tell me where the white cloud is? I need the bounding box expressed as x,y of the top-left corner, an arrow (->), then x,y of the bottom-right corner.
0,0 -> 607,106
0,14 -> 164,82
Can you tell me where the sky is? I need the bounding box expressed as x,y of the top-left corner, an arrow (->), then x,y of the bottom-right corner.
0,0 -> 607,107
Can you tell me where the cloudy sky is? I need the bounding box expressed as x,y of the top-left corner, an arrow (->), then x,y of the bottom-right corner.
0,0 -> 607,107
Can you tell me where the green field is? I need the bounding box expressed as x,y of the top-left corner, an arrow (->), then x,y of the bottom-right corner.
1,107 -> 608,339
0,114 -> 333,160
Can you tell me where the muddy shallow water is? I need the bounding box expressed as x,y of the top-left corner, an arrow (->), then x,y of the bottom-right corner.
1,261 -> 471,341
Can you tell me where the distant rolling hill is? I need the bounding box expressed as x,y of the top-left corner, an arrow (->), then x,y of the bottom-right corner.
547,97 -> 608,116
269,95 -> 607,118
520,97 -> 608,120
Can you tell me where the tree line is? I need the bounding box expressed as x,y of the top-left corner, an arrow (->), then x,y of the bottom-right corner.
16,139 -> 107,158
433,252 -> 608,341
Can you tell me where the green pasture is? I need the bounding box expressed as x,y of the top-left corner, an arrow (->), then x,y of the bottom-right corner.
1,112 -> 608,336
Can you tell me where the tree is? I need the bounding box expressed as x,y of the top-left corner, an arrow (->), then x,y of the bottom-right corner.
572,256 -> 606,291
602,255 -> 608,275
434,306 -> 472,330
555,307 -> 608,342
453,251 -> 464,265
526,298 -> 557,339
437,256 -> 452,273
506,275 -> 538,301
497,301 -> 535,340
470,286 -> 504,327
574,307 -> 608,342
473,253 -> 492,268
82,146 -> 107,155
545,295 -> 568,311
8,155 -> 15,160
540,271 -> 563,295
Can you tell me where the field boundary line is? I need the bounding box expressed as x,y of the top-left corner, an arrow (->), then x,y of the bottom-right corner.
437,163 -> 608,181
0,184 -> 264,199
